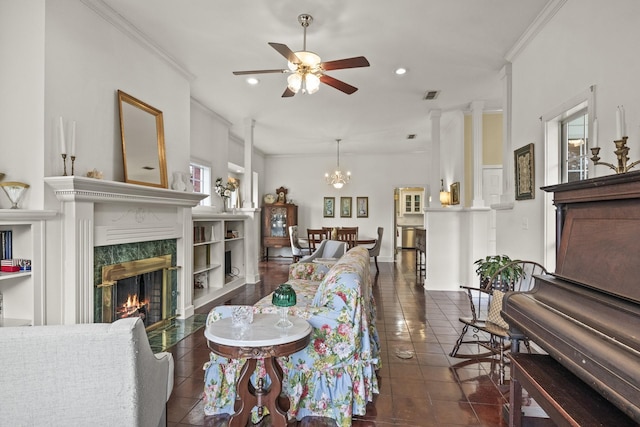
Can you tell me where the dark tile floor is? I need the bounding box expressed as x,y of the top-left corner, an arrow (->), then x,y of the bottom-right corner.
166,250 -> 511,426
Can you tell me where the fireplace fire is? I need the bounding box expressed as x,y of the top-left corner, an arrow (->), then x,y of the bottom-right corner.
98,255 -> 174,330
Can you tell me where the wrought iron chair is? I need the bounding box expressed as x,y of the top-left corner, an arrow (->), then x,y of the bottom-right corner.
449,260 -> 547,384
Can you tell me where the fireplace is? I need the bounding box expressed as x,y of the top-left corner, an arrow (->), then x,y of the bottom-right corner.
45,176 -> 206,325
98,255 -> 174,330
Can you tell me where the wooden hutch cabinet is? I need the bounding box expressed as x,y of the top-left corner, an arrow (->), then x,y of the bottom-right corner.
262,203 -> 298,260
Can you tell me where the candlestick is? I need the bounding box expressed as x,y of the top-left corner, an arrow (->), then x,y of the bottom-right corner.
61,153 -> 68,176
71,155 -> 76,176
592,118 -> 598,148
590,136 -> 640,174
59,116 -> 66,154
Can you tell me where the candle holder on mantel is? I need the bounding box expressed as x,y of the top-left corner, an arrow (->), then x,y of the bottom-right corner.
70,155 -> 76,175
590,137 -> 640,174
61,154 -> 68,176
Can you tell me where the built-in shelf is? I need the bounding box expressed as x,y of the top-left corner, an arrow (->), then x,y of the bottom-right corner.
192,211 -> 248,309
0,271 -> 31,281
0,209 -> 57,326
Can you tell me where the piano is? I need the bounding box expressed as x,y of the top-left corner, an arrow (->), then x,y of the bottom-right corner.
502,171 -> 640,424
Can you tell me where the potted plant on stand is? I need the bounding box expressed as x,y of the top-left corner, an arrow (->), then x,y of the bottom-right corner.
474,255 -> 525,291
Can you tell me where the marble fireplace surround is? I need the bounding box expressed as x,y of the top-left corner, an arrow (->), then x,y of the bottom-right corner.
46,176 -> 204,325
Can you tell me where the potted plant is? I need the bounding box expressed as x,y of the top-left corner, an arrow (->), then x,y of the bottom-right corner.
474,255 -> 525,290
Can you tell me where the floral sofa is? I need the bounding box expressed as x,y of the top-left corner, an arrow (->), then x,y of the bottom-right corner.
203,246 -> 380,427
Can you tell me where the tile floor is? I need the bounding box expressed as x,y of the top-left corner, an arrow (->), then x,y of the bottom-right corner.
166,250 -> 511,426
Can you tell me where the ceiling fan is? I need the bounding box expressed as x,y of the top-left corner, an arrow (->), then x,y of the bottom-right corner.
232,14 -> 370,97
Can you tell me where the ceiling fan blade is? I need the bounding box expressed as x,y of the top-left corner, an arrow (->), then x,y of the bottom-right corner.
268,42 -> 300,64
232,69 -> 288,75
281,87 -> 296,98
319,74 -> 358,95
321,56 -> 370,71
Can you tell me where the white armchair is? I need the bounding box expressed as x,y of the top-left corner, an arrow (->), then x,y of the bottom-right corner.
300,239 -> 348,263
0,317 -> 173,427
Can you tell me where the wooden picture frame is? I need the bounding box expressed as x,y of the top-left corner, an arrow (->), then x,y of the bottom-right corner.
515,143 -> 535,200
450,182 -> 460,205
356,197 -> 369,218
340,197 -> 352,218
323,197 -> 335,218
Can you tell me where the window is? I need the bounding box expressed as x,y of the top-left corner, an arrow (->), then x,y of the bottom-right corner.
189,161 -> 211,206
561,110 -> 589,182
542,85 -> 595,271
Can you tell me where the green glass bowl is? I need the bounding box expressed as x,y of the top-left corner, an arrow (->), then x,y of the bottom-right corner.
272,283 -> 297,308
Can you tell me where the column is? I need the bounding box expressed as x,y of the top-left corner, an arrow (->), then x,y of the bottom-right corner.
500,64 -> 514,203
429,109 -> 441,206
243,118 -> 255,208
471,101 -> 485,208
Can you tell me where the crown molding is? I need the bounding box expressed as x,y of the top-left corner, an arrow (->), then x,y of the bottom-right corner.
505,0 -> 568,62
80,0 -> 196,81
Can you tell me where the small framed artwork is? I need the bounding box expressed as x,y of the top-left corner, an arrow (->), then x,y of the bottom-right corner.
450,182 -> 460,205
340,196 -> 352,218
323,197 -> 335,218
515,143 -> 535,200
356,197 -> 368,218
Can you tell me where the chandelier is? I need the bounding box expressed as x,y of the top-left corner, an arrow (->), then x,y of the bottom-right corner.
325,139 -> 351,189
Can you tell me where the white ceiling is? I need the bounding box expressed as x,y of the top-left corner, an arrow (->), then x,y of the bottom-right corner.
99,0 -> 550,157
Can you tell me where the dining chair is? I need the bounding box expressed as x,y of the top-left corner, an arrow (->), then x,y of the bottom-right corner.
368,227 -> 383,273
336,227 -> 358,249
307,228 -> 329,252
289,225 -> 310,262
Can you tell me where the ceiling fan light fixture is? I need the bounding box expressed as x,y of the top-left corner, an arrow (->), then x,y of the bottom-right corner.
287,73 -> 302,92
304,73 -> 320,94
289,51 -> 321,69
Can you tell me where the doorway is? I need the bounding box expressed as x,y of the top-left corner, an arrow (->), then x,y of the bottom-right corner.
394,186 -> 425,260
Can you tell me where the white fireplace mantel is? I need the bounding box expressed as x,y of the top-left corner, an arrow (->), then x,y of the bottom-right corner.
45,176 -> 205,206
44,176 -> 205,325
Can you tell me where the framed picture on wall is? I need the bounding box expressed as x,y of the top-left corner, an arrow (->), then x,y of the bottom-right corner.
515,143 -> 535,200
450,182 -> 460,205
323,197 -> 335,218
356,197 -> 368,218
340,197 -> 352,218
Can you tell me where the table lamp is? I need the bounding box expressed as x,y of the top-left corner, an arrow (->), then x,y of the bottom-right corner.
272,283 -> 296,328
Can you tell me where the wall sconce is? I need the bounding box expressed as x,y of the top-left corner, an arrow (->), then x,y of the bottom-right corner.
439,179 -> 450,207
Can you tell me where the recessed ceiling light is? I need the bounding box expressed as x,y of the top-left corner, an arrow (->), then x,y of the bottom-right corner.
246,77 -> 260,85
394,67 -> 407,75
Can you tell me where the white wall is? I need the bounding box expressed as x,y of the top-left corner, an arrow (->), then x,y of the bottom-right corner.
263,150 -> 430,261
0,1 -> 46,209
44,1 -> 192,186
40,1 -> 194,324
498,0 -> 640,267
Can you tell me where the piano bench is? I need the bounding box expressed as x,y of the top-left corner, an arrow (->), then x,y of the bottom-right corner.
508,353 -> 637,427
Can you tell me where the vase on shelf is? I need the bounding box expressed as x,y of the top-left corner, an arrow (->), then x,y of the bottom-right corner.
171,172 -> 186,191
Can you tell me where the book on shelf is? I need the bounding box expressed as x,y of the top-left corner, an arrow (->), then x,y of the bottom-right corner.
1,230 -> 12,260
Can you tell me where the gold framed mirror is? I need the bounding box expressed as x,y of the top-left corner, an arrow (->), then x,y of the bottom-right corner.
117,90 -> 168,188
